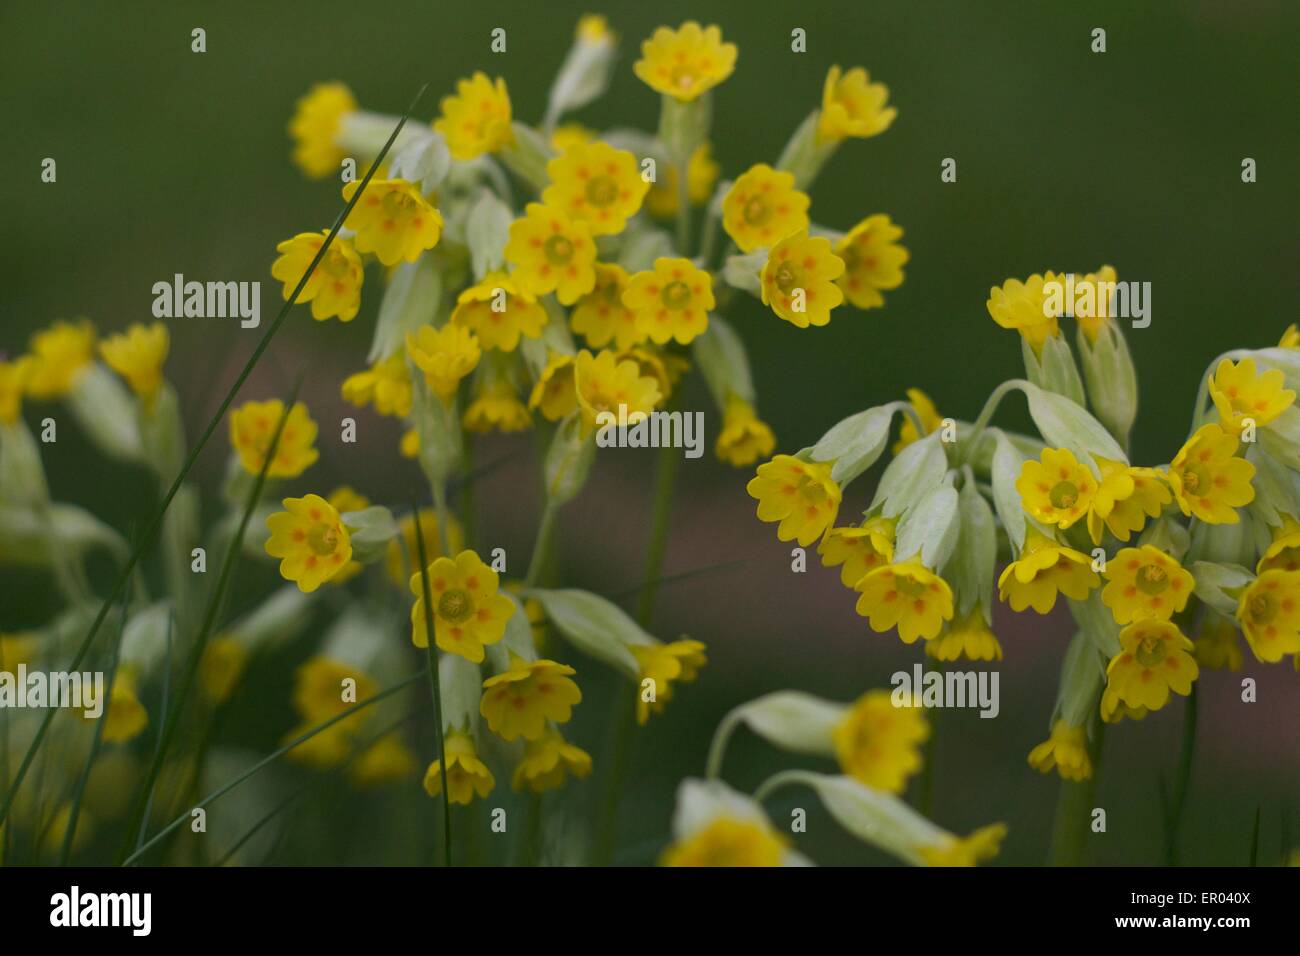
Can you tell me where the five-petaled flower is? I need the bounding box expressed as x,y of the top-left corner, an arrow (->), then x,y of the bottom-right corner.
408,549 -> 515,663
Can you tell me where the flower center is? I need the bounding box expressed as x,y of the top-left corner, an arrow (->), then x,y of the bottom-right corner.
1181,464 -> 1207,494
774,262 -> 802,295
306,522 -> 339,556
1049,480 -> 1079,510
322,250 -> 351,277
661,280 -> 692,310
585,175 -> 619,207
670,66 -> 698,94
742,197 -> 770,226
543,234 -> 574,266
437,588 -> 474,624
1135,563 -> 1169,596
1248,593 -> 1275,625
895,575 -> 927,599
1134,633 -> 1167,668
381,190 -> 417,219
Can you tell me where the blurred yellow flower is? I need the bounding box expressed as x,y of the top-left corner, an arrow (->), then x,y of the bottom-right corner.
715,396 -> 776,467
527,352 -> 578,422
0,357 -> 30,425
1194,616 -> 1243,671
892,387 -> 941,454
721,163 -> 810,254
571,263 -> 645,350
543,140 -> 648,236
1209,356 -> 1295,430
289,82 -> 357,179
350,735 -> 417,788
504,203 -> 597,305
293,656 -> 376,722
1027,720 -> 1091,781
100,669 -> 148,745
1105,620 -> 1198,712
1279,324 -> 1300,349
385,509 -> 463,586
435,72 -> 513,161
25,319 -> 96,400
550,122 -> 593,154
265,494 -> 354,593
761,232 -> 845,328
406,324 -> 481,402
100,323 -> 169,406
634,21 -> 737,102
573,349 -> 662,432
480,654 -> 582,741
645,144 -> 719,218
747,454 -> 841,546
855,560 -> 954,644
836,214 -> 909,310
1168,423 -> 1255,524
512,729 -> 592,793
341,178 -> 443,266
631,640 -> 707,725
817,65 -> 897,143
918,824 -> 1006,867
423,731 -> 495,804
661,817 -> 786,867
408,549 -> 515,663
463,379 -> 532,434
229,399 -> 319,477
450,272 -> 546,351
270,231 -> 365,322
624,257 -> 714,345
199,637 -> 248,703
833,689 -> 928,792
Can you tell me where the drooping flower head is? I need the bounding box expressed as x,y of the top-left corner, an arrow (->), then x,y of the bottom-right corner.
570,263 -> 645,350
289,82 -> 357,178
265,494 -> 354,593
450,271 -> 547,351
1086,458 -> 1170,544
997,529 -> 1100,614
341,352 -> 413,418
512,729 -> 593,793
341,178 -> 443,266
573,348 -> 662,432
623,257 -> 714,345
747,454 -> 841,546
892,388 -> 941,454
480,653 -> 582,741
631,640 -> 707,725
527,352 -> 578,422
818,515 -> 895,588
925,611 -> 1003,662
1027,720 -> 1091,781
1257,515 -> 1300,573
836,214 -> 909,310
1208,356 -> 1296,431
405,324 -> 481,403
715,396 -> 776,467
100,323 -> 169,407
986,273 -> 1061,355
634,21 -> 737,102
504,203 -> 597,305
832,689 -> 928,792
270,231 -> 365,321
543,141 -> 649,236
661,816 -> 787,867
229,399 -> 319,478
434,72 -> 513,161
1194,616 -> 1243,672
408,549 -> 515,663
1236,569 -> 1300,663
463,377 -> 532,434
721,164 -> 810,254
423,731 -> 495,804
855,559 -> 955,644
1100,545 -> 1194,624
1168,423 -> 1256,524
1105,620 -> 1198,712
25,319 -> 96,400
761,233 -> 845,328
817,65 -> 897,143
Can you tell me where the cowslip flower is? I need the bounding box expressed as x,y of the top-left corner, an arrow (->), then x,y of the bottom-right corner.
1100,546 -> 1194,624
917,824 -> 1007,868
270,230 -> 365,321
434,72 -> 513,161
503,203 -> 597,305
1194,616 -> 1243,672
634,21 -> 737,102
570,263 -> 645,350
527,352 -> 578,422
1168,423 -> 1255,524
293,656 -> 376,722
832,689 -> 928,793
285,719 -> 357,769
1105,620 -> 1198,712
325,486 -> 368,585
1027,721 -> 1091,781
341,352 -> 413,418
925,612 -> 1003,662
543,140 -> 649,236
480,653 -> 582,741
836,214 -> 909,310
1208,356 -> 1295,430
623,257 -> 714,345
385,508 -> 463,586
99,322 -> 169,407
1016,447 -> 1097,531
423,731 -> 495,804
406,324 -> 481,401
747,455 -> 841,546
631,640 -> 707,725
289,82 -> 357,178
986,274 -> 1061,354
1086,457 -> 1170,544
618,346 -> 688,404
229,399 -> 319,477
1280,324 -> 1300,349
0,357 -> 31,425
351,735 -> 418,788
661,816 -> 787,867
512,729 -> 593,793
265,494 -> 354,593
1073,265 -> 1119,343
573,348 -> 662,432
818,515 -> 895,588
892,388 -> 941,454
644,143 -> 719,218
714,396 -> 776,467
760,232 -> 845,328
817,65 -> 897,143
1236,570 -> 1300,663
100,669 -> 148,744
408,549 -> 515,663
855,559 -> 955,643
1100,685 -> 1148,724
450,272 -> 547,351
24,319 -> 96,400
341,178 -> 443,266
1257,516 -> 1300,573
463,379 -> 532,433
998,529 -> 1100,614
199,638 -> 248,703
721,164 -> 810,254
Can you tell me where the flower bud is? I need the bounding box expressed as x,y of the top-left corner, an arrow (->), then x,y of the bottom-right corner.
1076,322 -> 1137,450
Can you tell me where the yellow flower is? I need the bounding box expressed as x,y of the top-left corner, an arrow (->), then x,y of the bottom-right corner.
326,486 -> 369,584
832,689 -> 928,792
423,731 -> 494,805
747,455 -> 841,546
1168,423 -> 1256,524
289,82 -> 357,178
292,656 -> 376,722
892,387 -> 941,454
340,352 -> 413,418
1258,515 -> 1300,573
634,21 -> 737,102
1028,720 -> 1091,781
550,122 -> 593,153
543,141 -> 649,236
341,178 -> 443,266
631,639 -> 707,725
1086,458 -> 1170,544
855,560 -> 955,644
450,272 -> 547,351
270,231 -> 365,322
997,529 -> 1100,614
661,816 -> 786,867
917,824 -> 1006,867
385,508 -> 463,586
836,214 -> 909,310
25,319 -> 96,400
350,735 -> 417,788
1016,447 -> 1097,531
434,72 -> 513,161
463,379 -> 532,434
817,65 -> 897,143
818,515 -> 895,588
1194,617 -> 1243,672
1100,546 -> 1194,624
265,494 -> 354,593
503,202 -> 597,305
511,729 -> 593,793
573,348 -> 662,432
721,164 -> 810,254
986,274 -> 1061,354
199,637 -> 248,703
1073,265 -> 1119,342
618,346 -> 688,404
0,632 -> 38,670
1100,686 -> 1148,724
0,357 -> 31,425
284,720 -> 357,769
408,549 -> 515,663
623,257 -> 714,345
925,612 -> 1003,662
99,322 -> 168,406
570,263 -> 646,350
527,352 -> 578,422
1280,324 -> 1300,349
760,232 -> 846,328
1236,569 -> 1300,663
400,429 -> 419,459
480,654 -> 582,741
406,324 -> 481,402
1105,620 -> 1198,712
229,399 -> 319,478
100,669 -> 148,745
715,396 -> 776,467
1209,357 -> 1296,430
644,143 -> 720,218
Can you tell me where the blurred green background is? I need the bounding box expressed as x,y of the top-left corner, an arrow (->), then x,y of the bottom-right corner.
3,0 -> 1298,865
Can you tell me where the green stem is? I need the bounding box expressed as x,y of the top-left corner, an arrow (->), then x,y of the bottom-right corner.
675,160 -> 692,256
960,378 -> 1025,465
1166,683 -> 1199,864
411,506 -> 452,867
524,505 -> 558,590
1049,720 -> 1107,865
636,441 -> 681,626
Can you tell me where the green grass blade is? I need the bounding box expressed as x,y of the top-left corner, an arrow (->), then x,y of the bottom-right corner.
608,558 -> 747,603
135,609 -> 174,851
411,505 -> 452,866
